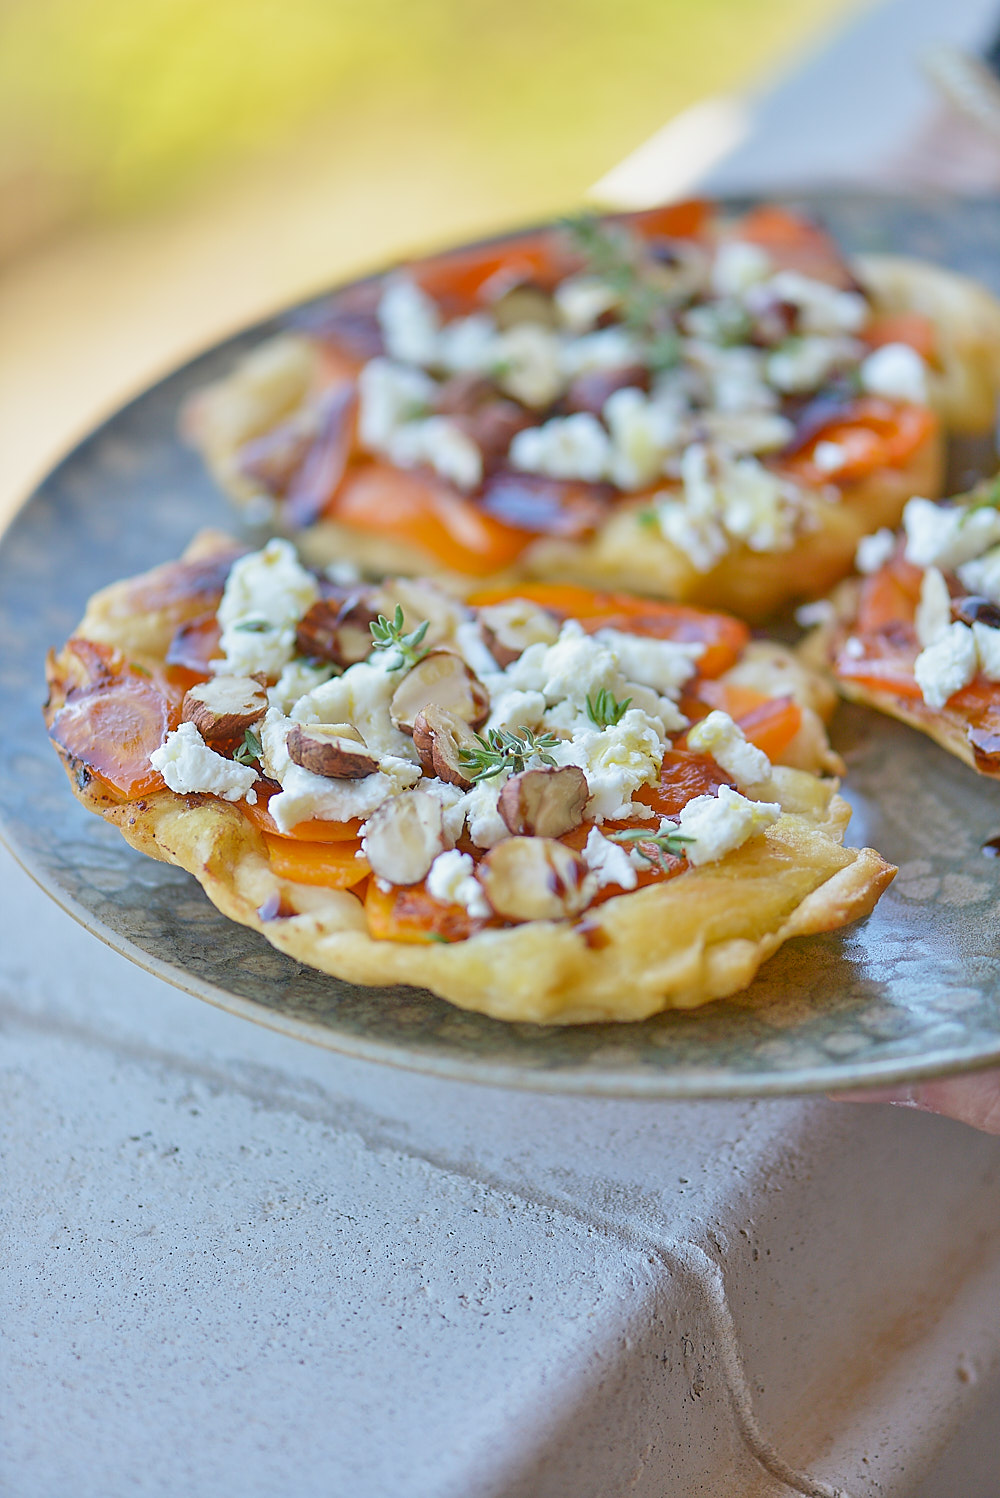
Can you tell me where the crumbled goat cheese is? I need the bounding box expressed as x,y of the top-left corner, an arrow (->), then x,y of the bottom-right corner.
592,628 -> 701,698
915,566 -> 952,648
795,599 -> 837,628
267,659 -> 336,715
560,327 -> 643,377
903,497 -> 1000,572
554,275 -> 620,333
582,826 -> 639,892
509,413 -> 611,483
291,658 -> 417,761
711,241 -> 774,298
973,621 -> 1000,680
813,440 -> 848,475
603,387 -> 680,489
687,710 -> 771,789
426,850 -> 491,917
150,721 -> 258,803
452,620 -> 500,676
435,314 -> 498,374
357,358 -> 434,450
417,778 -> 469,846
701,410 -> 794,455
215,539 -> 319,680
493,325 -> 564,408
766,336 -> 856,395
762,271 -> 868,336
260,710 -> 420,832
674,785 -> 781,866
386,415 -> 483,491
458,777 -> 511,850
860,342 -> 928,405
687,343 -> 775,413
377,276 -> 441,367
913,622 -> 979,709
660,443 -> 799,568
956,545 -> 1000,605
552,708 -> 664,822
483,689 -> 547,734
855,527 -> 896,574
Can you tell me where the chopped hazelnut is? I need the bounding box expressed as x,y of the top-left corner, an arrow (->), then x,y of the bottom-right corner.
286,722 -> 379,779
478,837 -> 591,923
498,766 -> 588,838
390,650 -> 489,733
181,675 -> 268,747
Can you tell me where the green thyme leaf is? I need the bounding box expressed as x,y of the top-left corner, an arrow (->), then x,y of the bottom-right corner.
586,688 -> 632,729
233,727 -> 263,766
609,825 -> 691,868
958,475 -> 1000,525
457,726 -> 560,783
636,509 -> 660,531
233,617 -> 271,633
369,605 -> 431,670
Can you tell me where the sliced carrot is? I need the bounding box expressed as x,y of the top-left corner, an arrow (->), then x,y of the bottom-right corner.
50,675 -> 175,798
263,833 -> 370,888
628,199 -> 711,243
242,793 -> 363,844
781,399 -> 938,487
468,582 -> 750,678
410,232 -> 567,310
695,683 -> 803,758
855,556 -> 922,634
635,749 -> 732,817
731,205 -> 856,287
166,611 -> 221,681
364,878 -> 485,943
865,313 -> 937,361
330,462 -> 530,574
835,646 -> 923,698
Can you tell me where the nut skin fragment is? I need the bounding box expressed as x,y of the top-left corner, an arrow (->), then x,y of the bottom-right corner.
295,595 -> 376,667
498,766 -> 589,838
180,675 -> 268,747
286,722 -> 379,779
363,791 -> 446,885
390,650 -> 490,734
478,837 -> 591,923
411,705 -> 478,789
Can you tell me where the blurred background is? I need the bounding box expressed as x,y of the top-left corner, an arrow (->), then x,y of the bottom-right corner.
0,0 -> 864,520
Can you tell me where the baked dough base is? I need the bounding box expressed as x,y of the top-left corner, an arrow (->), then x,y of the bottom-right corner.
46,537 -> 895,1024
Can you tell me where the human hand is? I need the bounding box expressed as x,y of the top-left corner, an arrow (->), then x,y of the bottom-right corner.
834,1069 -> 1000,1134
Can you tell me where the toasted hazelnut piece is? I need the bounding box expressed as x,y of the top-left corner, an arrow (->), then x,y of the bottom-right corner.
478,837 -> 591,923
390,651 -> 490,734
296,595 -> 377,666
181,675 -> 268,747
363,791 -> 446,885
488,278 -> 559,331
477,601 -> 561,668
286,722 -> 379,779
411,705 -> 479,788
498,766 -> 589,838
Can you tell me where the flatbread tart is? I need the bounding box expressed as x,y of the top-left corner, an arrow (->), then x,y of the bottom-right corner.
184,201 -> 1000,620
45,531 -> 895,1024
806,476 -> 1000,777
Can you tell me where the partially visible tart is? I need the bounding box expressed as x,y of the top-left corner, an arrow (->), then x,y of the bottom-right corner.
181,201 -> 1000,618
804,475 -> 1000,776
45,531 -> 894,1024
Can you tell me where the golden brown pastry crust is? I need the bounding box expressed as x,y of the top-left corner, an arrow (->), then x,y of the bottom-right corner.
45,537 -> 895,1024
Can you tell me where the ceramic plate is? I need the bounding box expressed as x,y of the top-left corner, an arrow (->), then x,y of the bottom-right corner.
4,192 -> 1000,1097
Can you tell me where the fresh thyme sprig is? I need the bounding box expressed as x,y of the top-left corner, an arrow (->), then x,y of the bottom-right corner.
233,617 -> 272,633
233,727 -> 263,766
369,605 -> 431,670
562,214 -> 679,366
458,727 -> 560,782
586,688 -> 632,729
958,475 -> 1000,526
609,825 -> 691,870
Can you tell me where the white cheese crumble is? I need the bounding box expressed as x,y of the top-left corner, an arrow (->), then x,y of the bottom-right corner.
509,412 -> 611,483
551,708 -> 664,822
913,622 -> 979,709
291,658 -> 416,762
657,444 -> 800,570
483,688 -> 547,735
813,440 -> 847,475
554,275 -> 620,333
762,270 -> 868,336
426,850 -> 491,917
357,357 -> 434,450
386,415 -> 483,491
591,628 -> 701,699
214,538 -> 319,681
855,527 -> 896,575
860,342 -> 928,405
459,777 -> 511,849
267,659 -> 336,715
903,497 -> 1000,572
973,621 -> 1000,681
493,324 -> 564,408
914,566 -> 952,648
686,710 -> 771,789
559,326 -> 642,377
766,336 -> 856,395
710,240 -> 773,298
582,826 -> 638,892
603,387 -> 680,489
674,786 -> 781,866
150,721 -> 258,803
377,276 -> 441,367
260,710 -> 420,832
956,545 -> 1000,605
